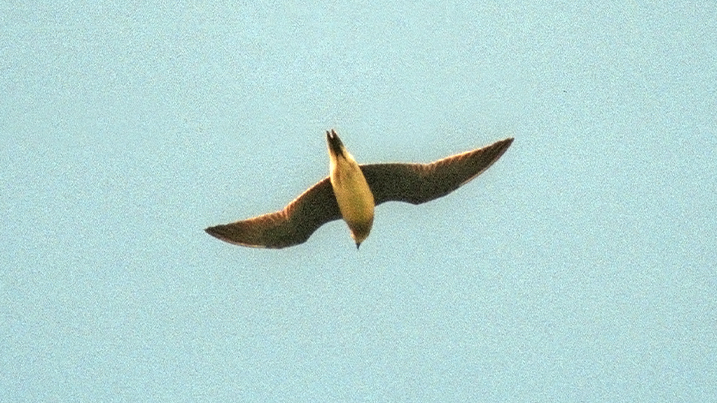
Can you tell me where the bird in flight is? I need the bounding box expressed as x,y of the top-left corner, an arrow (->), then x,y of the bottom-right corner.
206,130 -> 513,249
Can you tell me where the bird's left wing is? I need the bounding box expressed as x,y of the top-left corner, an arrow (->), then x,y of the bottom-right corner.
205,177 -> 341,248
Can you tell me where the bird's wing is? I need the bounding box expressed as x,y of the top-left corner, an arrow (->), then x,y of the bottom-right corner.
205,177 -> 341,248
361,137 -> 513,205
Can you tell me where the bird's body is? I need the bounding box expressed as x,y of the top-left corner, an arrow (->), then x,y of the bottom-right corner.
327,131 -> 375,247
206,130 -> 513,248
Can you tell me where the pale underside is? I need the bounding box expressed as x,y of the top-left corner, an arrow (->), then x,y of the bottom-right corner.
205,137 -> 513,248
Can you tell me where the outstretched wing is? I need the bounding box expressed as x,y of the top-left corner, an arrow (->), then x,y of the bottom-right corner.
205,177 -> 341,248
361,137 -> 513,205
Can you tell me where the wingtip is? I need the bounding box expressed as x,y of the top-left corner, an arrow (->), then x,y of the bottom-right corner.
205,224 -> 234,244
204,225 -> 222,240
204,224 -> 270,248
493,137 -> 515,157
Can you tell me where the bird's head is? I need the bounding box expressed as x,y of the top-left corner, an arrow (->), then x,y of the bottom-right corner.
348,218 -> 373,250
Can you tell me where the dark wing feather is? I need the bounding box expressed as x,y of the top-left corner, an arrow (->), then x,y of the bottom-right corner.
361,137 -> 513,205
205,177 -> 341,248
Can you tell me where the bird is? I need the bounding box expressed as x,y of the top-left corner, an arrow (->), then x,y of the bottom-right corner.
206,130 -> 513,249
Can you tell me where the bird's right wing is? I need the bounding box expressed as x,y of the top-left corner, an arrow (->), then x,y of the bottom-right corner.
361,137 -> 513,205
205,177 -> 341,248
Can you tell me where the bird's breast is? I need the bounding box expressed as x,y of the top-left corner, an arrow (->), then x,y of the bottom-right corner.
330,156 -> 375,225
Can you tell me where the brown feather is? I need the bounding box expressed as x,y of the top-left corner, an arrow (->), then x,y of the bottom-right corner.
361,137 -> 513,205
206,137 -> 513,248
205,177 -> 341,248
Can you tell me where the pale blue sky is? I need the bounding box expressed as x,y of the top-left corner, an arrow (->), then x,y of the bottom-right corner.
2,2 -> 716,401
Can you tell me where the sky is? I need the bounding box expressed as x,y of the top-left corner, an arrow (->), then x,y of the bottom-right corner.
2,1 -> 716,401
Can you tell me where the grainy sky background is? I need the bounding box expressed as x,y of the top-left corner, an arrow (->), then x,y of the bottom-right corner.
2,1 -> 716,401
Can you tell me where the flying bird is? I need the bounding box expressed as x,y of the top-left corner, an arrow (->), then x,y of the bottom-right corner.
206,130 -> 513,249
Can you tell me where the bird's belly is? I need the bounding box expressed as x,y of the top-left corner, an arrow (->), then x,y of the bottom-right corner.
331,168 -> 375,225
336,187 -> 374,224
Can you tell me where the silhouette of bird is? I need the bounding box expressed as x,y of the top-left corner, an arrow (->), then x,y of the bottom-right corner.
206,130 -> 513,249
